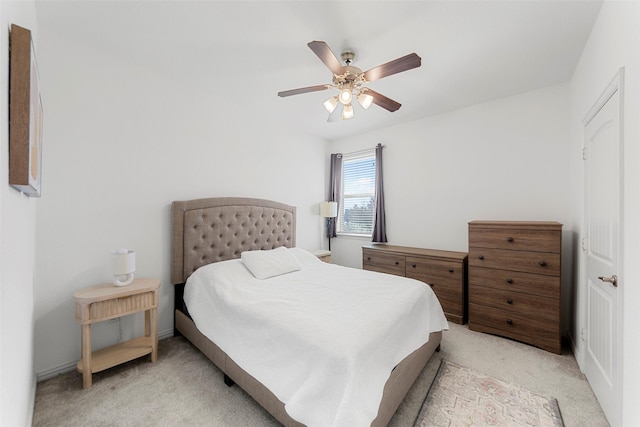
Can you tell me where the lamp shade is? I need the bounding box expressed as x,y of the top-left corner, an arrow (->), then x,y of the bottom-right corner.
320,201 -> 338,218
111,248 -> 136,286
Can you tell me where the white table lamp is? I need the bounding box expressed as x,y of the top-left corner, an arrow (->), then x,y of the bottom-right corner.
111,248 -> 136,286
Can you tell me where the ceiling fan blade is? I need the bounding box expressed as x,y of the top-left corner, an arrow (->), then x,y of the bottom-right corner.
363,53 -> 421,82
308,41 -> 344,76
278,84 -> 330,97
363,89 -> 402,112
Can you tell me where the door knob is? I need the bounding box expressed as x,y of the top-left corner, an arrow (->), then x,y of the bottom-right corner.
598,274 -> 618,287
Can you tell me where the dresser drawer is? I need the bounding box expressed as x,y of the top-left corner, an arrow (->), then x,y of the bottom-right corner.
408,273 -> 461,298
363,263 -> 405,277
468,225 -> 561,253
406,257 -> 463,280
469,266 -> 559,299
469,303 -> 560,353
362,249 -> 405,276
469,285 -> 559,322
435,292 -> 464,322
468,247 -> 560,276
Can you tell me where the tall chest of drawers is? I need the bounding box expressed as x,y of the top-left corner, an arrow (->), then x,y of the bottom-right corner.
468,221 -> 562,354
362,244 -> 468,324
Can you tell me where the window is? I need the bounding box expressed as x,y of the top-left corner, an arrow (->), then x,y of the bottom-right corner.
338,150 -> 376,235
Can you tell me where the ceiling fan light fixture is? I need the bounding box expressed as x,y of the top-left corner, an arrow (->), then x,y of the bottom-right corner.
278,41 -> 420,121
357,93 -> 374,110
339,88 -> 353,105
342,103 -> 354,120
323,96 -> 339,113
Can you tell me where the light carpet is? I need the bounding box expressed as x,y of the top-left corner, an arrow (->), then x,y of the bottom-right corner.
415,360 -> 564,427
33,323 -> 607,426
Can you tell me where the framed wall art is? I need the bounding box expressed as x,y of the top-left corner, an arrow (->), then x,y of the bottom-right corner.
9,24 -> 43,197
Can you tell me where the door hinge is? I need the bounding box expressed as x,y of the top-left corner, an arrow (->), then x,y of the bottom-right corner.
582,147 -> 587,160
581,237 -> 587,251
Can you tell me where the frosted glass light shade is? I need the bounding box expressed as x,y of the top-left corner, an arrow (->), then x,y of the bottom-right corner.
111,248 -> 136,286
323,96 -> 338,113
342,103 -> 354,120
358,93 -> 373,109
320,201 -> 338,218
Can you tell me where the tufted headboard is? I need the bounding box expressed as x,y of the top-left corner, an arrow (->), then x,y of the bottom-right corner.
171,197 -> 297,285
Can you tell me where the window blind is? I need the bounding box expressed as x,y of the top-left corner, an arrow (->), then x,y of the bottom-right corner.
339,149 -> 376,235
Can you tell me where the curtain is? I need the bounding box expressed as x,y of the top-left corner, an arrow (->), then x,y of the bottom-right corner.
328,153 -> 343,238
372,143 -> 387,243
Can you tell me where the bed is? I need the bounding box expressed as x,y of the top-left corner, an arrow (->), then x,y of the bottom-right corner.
171,197 -> 447,426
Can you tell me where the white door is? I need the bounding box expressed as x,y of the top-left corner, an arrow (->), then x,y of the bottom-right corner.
583,69 -> 624,427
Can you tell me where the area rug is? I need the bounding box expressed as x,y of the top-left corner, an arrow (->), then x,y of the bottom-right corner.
415,360 -> 564,427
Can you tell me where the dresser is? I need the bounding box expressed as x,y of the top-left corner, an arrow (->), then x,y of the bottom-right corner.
362,244 -> 468,324
468,221 -> 562,354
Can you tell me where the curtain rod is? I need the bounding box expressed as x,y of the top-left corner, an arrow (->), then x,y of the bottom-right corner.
342,144 -> 386,157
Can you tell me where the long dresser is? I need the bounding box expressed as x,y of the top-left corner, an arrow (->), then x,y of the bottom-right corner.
468,221 -> 562,354
362,244 -> 468,324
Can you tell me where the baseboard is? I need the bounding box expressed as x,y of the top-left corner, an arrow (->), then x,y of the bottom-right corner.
36,328 -> 175,382
37,360 -> 77,382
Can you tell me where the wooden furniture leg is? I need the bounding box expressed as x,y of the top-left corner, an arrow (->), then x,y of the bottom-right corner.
81,323 -> 92,389
149,308 -> 158,362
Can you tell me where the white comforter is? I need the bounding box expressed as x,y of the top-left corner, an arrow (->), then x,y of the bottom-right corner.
184,247 -> 448,427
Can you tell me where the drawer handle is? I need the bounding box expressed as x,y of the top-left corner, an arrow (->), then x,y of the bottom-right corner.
367,257 -> 371,261
507,299 -> 513,304
448,268 -> 454,273
478,255 -> 484,260
507,278 -> 513,284
412,263 -> 417,268
539,261 -> 547,267
395,261 -> 399,265
507,237 -> 514,242
506,319 -> 513,325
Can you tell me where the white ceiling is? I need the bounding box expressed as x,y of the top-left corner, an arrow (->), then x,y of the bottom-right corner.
35,0 -> 602,141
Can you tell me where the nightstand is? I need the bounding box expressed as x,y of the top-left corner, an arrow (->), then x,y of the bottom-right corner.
312,249 -> 332,263
73,278 -> 160,388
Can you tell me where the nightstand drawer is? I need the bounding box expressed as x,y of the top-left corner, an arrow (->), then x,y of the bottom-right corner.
468,247 -> 560,276
82,291 -> 156,323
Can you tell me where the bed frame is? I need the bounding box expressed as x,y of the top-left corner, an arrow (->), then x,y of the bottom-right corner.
171,197 -> 442,426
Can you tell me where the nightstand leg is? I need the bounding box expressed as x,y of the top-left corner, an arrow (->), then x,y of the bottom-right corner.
81,324 -> 92,388
145,310 -> 150,337
146,308 -> 158,362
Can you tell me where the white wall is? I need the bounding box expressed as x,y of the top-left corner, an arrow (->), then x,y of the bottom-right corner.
0,2 -> 39,425
569,1 -> 640,425
328,84 -> 574,330
32,29 -> 328,379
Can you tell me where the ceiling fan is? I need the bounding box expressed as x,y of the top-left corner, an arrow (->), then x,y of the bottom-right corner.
278,41 -> 421,121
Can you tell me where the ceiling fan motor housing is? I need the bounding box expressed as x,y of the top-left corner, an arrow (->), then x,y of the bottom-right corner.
333,52 -> 366,92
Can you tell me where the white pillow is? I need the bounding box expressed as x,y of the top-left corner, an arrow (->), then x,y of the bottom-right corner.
241,247 -> 302,279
